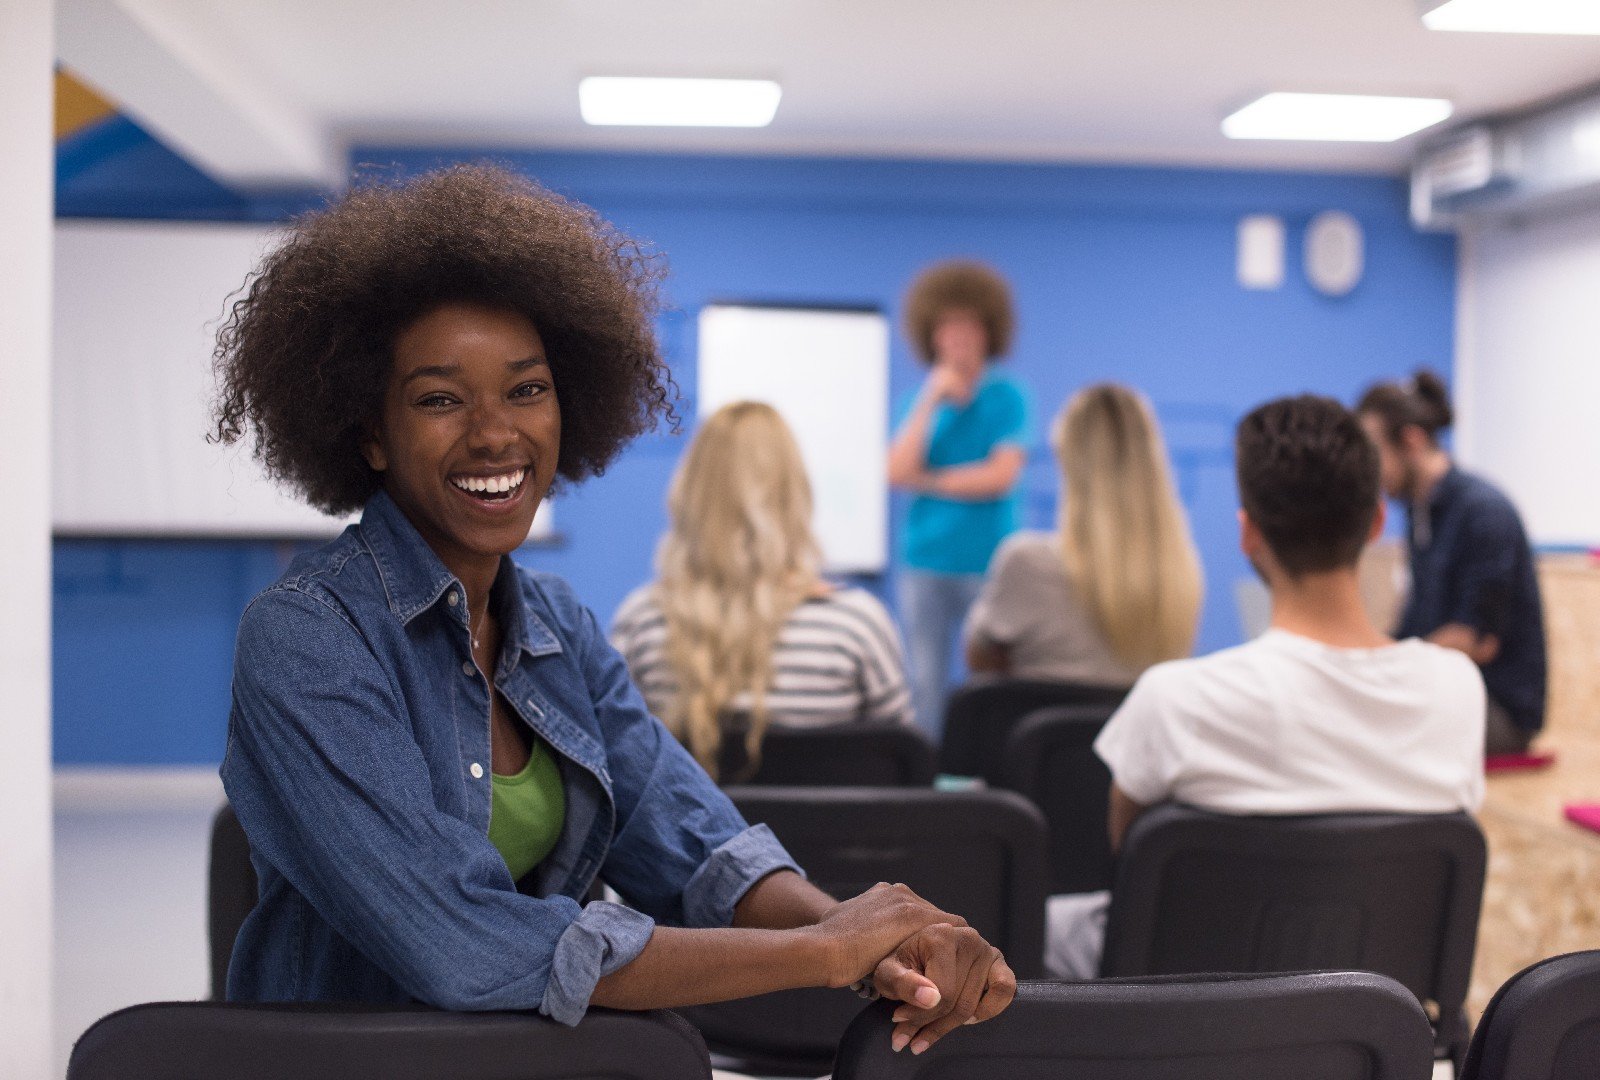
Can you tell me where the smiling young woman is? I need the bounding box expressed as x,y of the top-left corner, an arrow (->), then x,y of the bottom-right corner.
209,165 -> 1012,1051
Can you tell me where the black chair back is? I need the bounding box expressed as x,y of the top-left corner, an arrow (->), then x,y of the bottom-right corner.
67,1001 -> 710,1080
997,704 -> 1119,893
741,723 -> 936,787
1102,803 -> 1486,1060
209,802 -> 258,1000
1461,950 -> 1600,1080
833,972 -> 1434,1080
938,678 -> 1127,779
680,786 -> 1048,1076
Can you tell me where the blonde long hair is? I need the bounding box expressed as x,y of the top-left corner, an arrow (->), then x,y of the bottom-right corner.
1055,384 -> 1203,671
655,402 -> 823,775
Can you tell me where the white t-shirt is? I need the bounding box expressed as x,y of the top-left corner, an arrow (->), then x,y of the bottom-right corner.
1095,628 -> 1486,815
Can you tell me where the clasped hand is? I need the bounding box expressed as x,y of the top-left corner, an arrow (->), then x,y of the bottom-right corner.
812,882 -> 1016,1054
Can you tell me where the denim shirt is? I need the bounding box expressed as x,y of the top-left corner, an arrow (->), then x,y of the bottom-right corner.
221,490 -> 800,1024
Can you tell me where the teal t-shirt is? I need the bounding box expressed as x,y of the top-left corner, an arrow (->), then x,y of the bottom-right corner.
899,371 -> 1033,575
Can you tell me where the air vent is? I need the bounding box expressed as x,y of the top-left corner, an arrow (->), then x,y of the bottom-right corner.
1420,127 -> 1500,197
1412,83 -> 1600,229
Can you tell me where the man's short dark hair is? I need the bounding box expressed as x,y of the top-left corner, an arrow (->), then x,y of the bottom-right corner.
1235,395 -> 1381,576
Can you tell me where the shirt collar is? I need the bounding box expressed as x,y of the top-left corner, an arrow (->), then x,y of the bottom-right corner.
359,490 -> 458,624
1428,465 -> 1466,509
356,489 -> 561,657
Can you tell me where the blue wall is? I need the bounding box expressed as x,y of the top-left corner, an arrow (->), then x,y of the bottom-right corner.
53,144 -> 1455,764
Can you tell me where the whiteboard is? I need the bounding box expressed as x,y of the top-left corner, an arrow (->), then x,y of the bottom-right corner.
52,220 -> 551,540
697,305 -> 889,573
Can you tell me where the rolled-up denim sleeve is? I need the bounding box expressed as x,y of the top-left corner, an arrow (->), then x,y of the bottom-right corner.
541,828 -> 798,1024
681,824 -> 800,928
541,900 -> 657,1026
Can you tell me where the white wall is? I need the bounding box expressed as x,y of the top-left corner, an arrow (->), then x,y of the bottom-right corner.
1455,209 -> 1600,547
0,1 -> 56,1077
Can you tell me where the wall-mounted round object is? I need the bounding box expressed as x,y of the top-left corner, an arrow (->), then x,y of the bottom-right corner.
1304,210 -> 1364,297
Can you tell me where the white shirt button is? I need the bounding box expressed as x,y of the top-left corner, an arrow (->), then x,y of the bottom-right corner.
446,590 -> 459,606
462,661 -> 475,677
469,762 -> 484,779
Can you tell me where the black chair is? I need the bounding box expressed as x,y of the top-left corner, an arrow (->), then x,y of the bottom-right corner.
680,786 -> 1049,1076
741,722 -> 936,787
66,1000 -> 710,1080
938,678 -> 1127,779
1461,950 -> 1600,1080
997,704 -> 1119,893
833,972 -> 1434,1080
209,802 -> 257,1000
1101,803 -> 1486,1065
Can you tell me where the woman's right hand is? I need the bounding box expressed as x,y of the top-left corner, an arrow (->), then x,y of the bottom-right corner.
925,365 -> 971,405
805,882 -> 965,989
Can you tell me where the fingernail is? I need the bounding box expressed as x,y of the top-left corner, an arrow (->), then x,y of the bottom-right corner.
915,986 -> 940,1008
911,1040 -> 930,1055
891,1033 -> 910,1053
892,1011 -> 907,1023
965,1016 -> 978,1024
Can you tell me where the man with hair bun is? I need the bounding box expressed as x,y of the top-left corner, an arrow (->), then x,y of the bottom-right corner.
887,259 -> 1033,737
1357,369 -> 1547,754
1045,394 -> 1484,979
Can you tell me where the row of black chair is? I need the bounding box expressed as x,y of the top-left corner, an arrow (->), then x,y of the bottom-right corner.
214,788 -> 1484,1074
70,952 -> 1600,1080
212,788 -> 1047,1077
745,679 -> 1127,894
203,675 -> 1487,1074
738,677 -> 1129,788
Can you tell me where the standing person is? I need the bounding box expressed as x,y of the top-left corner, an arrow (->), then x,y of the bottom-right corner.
612,401 -> 912,783
964,383 -> 1203,686
1356,370 -> 1547,754
887,260 -> 1032,737
211,165 -> 1013,1051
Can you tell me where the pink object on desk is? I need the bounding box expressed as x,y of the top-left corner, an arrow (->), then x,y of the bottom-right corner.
1564,804 -> 1600,836
1485,751 -> 1557,774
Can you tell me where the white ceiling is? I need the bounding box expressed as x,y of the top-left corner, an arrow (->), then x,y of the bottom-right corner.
61,0 -> 1600,186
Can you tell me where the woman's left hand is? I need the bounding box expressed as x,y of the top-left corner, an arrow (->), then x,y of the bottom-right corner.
871,922 -> 1017,1054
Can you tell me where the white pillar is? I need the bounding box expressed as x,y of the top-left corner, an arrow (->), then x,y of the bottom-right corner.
0,1 -> 55,1078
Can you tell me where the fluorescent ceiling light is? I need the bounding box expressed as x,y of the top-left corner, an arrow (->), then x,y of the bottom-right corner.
1222,93 -> 1453,142
1422,0 -> 1600,35
579,77 -> 781,127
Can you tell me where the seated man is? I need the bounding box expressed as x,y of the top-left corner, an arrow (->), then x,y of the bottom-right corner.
1046,394 -> 1485,980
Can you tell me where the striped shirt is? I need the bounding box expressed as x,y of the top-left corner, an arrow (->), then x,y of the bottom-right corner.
609,585 -> 913,731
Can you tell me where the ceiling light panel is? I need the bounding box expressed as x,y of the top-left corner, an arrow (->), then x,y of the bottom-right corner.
579,77 -> 782,127
1422,0 -> 1600,35
1222,93 -> 1453,142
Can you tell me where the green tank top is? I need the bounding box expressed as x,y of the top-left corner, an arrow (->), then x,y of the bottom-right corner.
487,737 -> 566,883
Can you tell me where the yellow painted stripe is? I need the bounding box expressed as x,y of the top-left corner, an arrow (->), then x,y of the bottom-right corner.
56,69 -> 117,141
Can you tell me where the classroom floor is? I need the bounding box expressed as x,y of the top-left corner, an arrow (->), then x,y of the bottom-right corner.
53,768 -> 220,1078
1470,556 -> 1600,1012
